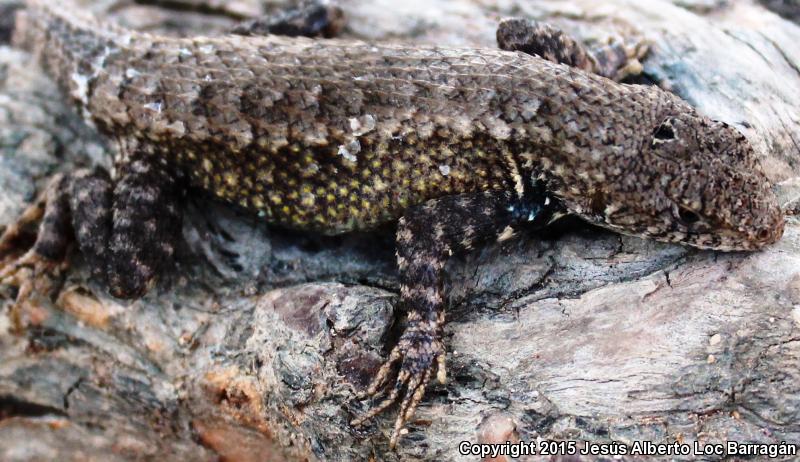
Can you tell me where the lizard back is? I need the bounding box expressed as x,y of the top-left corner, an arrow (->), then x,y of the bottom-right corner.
12,0 -> 646,231
14,0 -> 784,249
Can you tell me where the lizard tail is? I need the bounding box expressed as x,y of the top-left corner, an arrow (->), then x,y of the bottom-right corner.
12,0 -> 132,111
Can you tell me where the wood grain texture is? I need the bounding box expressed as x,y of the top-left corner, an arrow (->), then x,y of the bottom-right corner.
0,0 -> 799,460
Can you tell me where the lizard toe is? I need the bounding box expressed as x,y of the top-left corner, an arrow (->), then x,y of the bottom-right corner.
0,173 -> 71,329
0,248 -> 66,330
351,326 -> 445,448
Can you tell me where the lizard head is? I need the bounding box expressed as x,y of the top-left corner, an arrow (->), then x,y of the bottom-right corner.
577,95 -> 784,251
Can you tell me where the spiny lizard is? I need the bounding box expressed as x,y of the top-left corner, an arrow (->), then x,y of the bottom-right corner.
1,0 -> 784,448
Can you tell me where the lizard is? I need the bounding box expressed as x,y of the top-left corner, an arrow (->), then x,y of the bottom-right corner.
0,0 -> 785,449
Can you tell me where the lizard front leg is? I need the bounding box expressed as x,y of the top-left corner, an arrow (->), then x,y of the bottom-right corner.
352,187 -> 559,448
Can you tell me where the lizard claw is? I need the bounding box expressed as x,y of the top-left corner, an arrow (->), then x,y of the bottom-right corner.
0,246 -> 65,331
1,245 -> 62,290
351,326 -> 446,449
0,182 -> 68,329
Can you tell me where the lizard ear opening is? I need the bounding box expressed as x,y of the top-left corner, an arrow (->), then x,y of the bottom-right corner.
677,206 -> 700,226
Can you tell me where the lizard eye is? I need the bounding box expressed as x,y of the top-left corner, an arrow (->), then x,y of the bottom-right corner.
653,119 -> 677,141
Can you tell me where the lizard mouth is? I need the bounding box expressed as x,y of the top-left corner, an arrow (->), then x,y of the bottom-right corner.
682,215 -> 785,251
666,193 -> 786,251
732,201 -> 786,250
748,214 -> 786,249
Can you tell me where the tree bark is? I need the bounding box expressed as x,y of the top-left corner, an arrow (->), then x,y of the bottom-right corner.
0,0 -> 799,460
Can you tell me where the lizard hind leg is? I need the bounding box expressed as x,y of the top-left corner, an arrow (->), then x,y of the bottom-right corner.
0,159 -> 182,324
106,159 -> 182,299
68,168 -> 113,286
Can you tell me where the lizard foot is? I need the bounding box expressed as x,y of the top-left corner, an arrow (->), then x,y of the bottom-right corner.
0,185 -> 49,258
496,17 -> 649,82
0,174 -> 70,330
0,248 -> 65,307
231,1 -> 345,39
351,325 -> 446,449
590,37 -> 650,81
1,236 -> 66,333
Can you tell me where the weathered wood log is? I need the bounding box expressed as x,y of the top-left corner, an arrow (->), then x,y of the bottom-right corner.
0,0 -> 798,460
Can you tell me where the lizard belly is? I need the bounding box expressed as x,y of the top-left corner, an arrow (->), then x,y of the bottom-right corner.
155,134 -> 512,234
